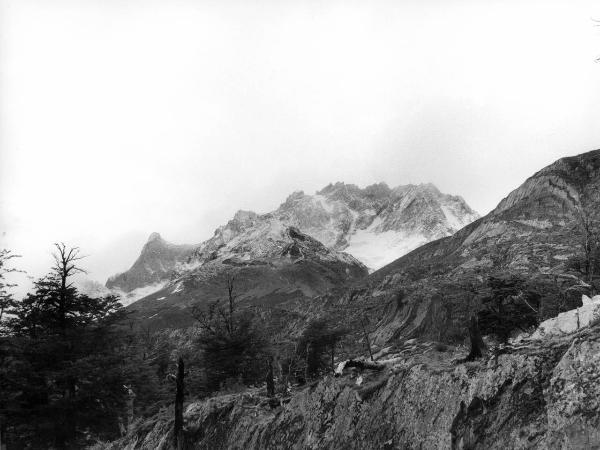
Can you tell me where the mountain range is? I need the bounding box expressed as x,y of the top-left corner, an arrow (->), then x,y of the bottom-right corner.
106,182 -> 478,310
104,182 -> 478,326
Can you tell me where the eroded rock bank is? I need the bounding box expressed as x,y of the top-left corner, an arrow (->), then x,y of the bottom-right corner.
100,326 -> 600,450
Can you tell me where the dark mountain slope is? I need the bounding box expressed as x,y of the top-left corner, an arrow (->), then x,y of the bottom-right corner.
125,226 -> 367,330
374,150 -> 600,282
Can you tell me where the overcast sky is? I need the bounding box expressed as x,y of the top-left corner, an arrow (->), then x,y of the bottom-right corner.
2,0 -> 600,291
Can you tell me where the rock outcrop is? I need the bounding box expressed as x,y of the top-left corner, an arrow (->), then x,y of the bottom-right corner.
531,295 -> 600,339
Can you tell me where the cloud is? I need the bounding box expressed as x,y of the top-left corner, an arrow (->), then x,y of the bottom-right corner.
1,0 -> 600,292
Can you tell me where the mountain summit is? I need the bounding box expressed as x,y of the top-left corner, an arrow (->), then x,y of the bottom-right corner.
105,233 -> 196,293
275,181 -> 478,269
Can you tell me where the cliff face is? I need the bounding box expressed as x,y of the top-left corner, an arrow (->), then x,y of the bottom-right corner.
102,325 -> 600,450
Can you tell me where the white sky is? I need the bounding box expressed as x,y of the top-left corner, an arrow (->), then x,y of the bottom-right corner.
1,0 -> 600,292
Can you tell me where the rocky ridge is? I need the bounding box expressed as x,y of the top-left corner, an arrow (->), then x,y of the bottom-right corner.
121,224 -> 367,329
101,323 -> 600,450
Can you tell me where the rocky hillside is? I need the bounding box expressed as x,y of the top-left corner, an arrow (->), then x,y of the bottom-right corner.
333,149 -> 600,348
106,182 -> 478,295
97,149 -> 600,450
101,323 -> 600,450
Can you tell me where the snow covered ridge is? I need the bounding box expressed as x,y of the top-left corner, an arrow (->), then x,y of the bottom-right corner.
275,182 -> 479,270
193,181 -> 479,272
106,181 -> 479,292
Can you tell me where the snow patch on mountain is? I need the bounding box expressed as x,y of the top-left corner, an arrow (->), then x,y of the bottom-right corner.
346,230 -> 428,272
116,282 -> 169,306
441,204 -> 467,230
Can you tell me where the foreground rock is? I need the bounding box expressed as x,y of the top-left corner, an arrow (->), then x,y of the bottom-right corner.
99,326 -> 600,450
531,294 -> 600,339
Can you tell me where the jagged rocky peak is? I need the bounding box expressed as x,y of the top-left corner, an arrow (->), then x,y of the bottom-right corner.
232,209 -> 258,224
275,181 -> 479,269
141,232 -> 170,251
316,181 -> 392,209
147,231 -> 162,242
105,232 -> 196,293
282,190 -> 306,204
195,214 -> 363,269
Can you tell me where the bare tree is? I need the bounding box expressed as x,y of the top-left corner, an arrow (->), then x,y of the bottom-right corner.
173,357 -> 185,450
575,208 -> 600,289
191,300 -> 221,336
465,316 -> 486,361
51,243 -> 86,332
360,316 -> 374,361
226,273 -> 236,333
191,270 -> 238,337
280,341 -> 300,394
265,355 -> 275,397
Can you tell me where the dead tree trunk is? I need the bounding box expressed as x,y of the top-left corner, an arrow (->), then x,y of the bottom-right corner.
304,342 -> 311,382
466,316 -> 485,361
360,317 -> 374,361
1,418 -> 6,450
266,356 -> 275,397
174,357 -> 185,450
225,273 -> 236,336
330,343 -> 335,374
